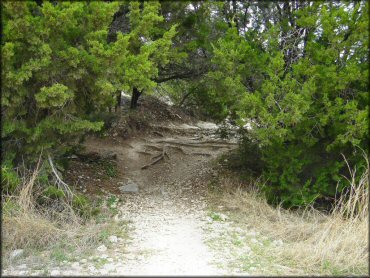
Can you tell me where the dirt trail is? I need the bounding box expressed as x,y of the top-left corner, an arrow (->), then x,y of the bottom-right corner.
3,119 -> 251,276
80,121 -> 238,275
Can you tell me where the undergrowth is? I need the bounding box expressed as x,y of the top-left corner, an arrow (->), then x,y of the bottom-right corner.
209,153 -> 369,275
2,161 -> 127,269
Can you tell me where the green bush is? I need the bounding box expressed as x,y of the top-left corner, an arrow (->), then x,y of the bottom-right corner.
72,194 -> 91,217
43,186 -> 65,200
206,2 -> 369,207
1,162 -> 20,194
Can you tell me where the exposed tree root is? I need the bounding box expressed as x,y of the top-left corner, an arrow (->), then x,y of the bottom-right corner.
144,144 -> 163,151
141,146 -> 169,169
136,151 -> 155,156
167,145 -> 187,154
154,138 -> 237,144
153,131 -> 164,137
153,140 -> 235,149
190,152 -> 212,156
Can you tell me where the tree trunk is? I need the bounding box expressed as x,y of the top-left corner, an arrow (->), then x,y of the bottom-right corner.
115,91 -> 122,112
130,87 -> 142,109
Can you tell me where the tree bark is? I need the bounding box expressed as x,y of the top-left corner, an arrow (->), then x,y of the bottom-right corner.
130,87 -> 142,109
115,91 -> 122,112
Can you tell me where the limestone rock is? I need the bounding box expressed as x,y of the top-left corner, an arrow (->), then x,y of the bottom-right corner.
97,245 -> 107,252
11,249 -> 24,258
118,179 -> 139,193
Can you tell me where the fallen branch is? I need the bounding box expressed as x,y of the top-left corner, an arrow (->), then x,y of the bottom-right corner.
48,154 -> 73,200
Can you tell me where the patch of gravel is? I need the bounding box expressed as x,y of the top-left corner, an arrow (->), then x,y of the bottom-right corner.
3,120 -> 244,276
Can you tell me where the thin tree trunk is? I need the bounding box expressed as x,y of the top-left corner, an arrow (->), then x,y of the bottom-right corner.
115,91 -> 122,112
130,87 -> 142,109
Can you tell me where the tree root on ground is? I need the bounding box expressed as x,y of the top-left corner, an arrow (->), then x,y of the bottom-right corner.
141,146 -> 169,169
190,152 -> 212,156
153,131 -> 164,137
152,140 -> 235,149
136,151 -> 155,156
158,139 -> 238,145
144,144 -> 163,151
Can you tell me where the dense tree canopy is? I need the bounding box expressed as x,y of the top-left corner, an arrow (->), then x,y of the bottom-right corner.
2,1 -> 368,207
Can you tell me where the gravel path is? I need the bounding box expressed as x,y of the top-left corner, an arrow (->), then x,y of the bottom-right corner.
3,121 -> 248,276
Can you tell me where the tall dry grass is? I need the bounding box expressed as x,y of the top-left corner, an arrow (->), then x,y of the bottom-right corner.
2,163 -> 126,266
216,154 -> 369,275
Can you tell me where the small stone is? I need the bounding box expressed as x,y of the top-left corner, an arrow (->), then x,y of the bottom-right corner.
251,238 -> 258,244
108,235 -> 118,243
206,217 -> 213,223
100,268 -> 109,275
17,264 -> 27,270
80,259 -> 87,263
87,265 -> 96,272
218,213 -> 228,221
50,269 -> 60,276
107,258 -> 114,262
71,262 -> 80,268
100,254 -> 108,259
97,245 -> 107,252
103,263 -> 115,271
273,239 -> 283,246
11,249 -> 24,258
118,180 -> 139,193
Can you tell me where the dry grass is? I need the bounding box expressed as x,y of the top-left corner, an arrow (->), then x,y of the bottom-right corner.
213,155 -> 369,275
2,164 -> 127,267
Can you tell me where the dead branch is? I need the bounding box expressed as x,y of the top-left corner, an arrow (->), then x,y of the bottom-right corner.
48,154 -> 73,199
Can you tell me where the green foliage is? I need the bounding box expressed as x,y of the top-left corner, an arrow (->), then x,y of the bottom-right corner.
2,1 -> 177,188
42,186 -> 65,200
1,162 -> 20,194
205,2 -> 369,207
2,1 -> 368,208
103,161 -> 118,178
2,1 -> 119,167
72,194 -> 90,216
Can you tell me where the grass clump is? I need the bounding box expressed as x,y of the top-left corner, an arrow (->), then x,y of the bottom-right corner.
2,162 -> 128,270
208,154 -> 369,275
